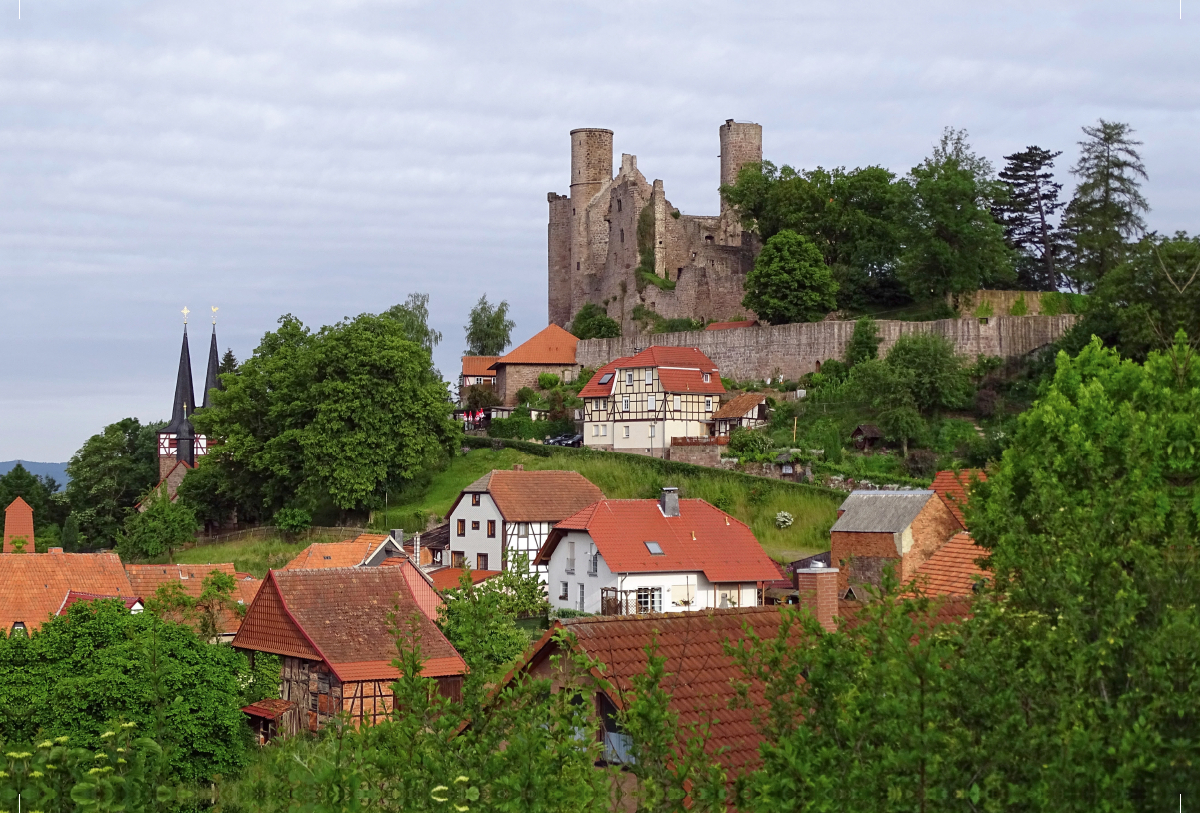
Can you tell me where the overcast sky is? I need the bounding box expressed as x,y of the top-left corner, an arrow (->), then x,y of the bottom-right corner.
0,0 -> 1195,461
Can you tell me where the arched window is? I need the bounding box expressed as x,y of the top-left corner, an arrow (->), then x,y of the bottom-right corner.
705,234 -> 714,244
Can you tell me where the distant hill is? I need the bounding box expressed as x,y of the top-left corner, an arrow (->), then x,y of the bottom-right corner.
0,461 -> 69,490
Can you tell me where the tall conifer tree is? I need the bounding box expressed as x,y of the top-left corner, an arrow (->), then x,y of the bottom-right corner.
994,146 -> 1066,290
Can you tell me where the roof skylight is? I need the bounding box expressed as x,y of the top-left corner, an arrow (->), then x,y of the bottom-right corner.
599,373 -> 613,384
644,541 -> 664,555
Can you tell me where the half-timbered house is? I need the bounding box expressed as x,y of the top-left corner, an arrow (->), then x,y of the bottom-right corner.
444,467 -> 604,577
232,566 -> 466,734
710,392 -> 769,436
579,347 -> 724,457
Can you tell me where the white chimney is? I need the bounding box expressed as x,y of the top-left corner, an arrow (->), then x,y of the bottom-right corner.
659,487 -> 680,517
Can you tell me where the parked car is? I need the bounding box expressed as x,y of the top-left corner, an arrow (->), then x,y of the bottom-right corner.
563,434 -> 583,448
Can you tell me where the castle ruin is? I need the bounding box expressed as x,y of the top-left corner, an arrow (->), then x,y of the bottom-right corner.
548,120 -> 764,333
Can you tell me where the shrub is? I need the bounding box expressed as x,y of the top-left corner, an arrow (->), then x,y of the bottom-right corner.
742,230 -> 839,324
820,359 -> 849,382
846,316 -> 881,366
775,510 -> 794,529
975,388 -> 1000,418
904,449 -> 939,478
537,372 -> 560,390
274,507 -> 312,535
973,300 -> 995,318
729,427 -> 775,463
570,303 -> 621,340
935,419 -> 981,455
515,386 -> 537,405
1009,294 -> 1029,316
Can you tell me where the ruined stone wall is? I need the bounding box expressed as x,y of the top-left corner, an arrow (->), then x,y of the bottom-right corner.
547,193 -> 572,327
576,315 -> 1078,381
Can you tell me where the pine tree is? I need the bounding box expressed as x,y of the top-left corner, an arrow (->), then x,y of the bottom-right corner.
219,348 -> 238,375
994,146 -> 1066,290
1060,120 -> 1149,290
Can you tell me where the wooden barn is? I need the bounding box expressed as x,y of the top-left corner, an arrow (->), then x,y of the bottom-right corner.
232,565 -> 466,735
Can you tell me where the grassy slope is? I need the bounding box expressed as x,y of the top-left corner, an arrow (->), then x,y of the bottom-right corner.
173,538 -> 303,579
375,447 -> 840,562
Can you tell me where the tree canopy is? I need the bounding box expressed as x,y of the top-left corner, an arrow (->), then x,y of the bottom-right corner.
464,295 -> 515,356
741,230 -> 839,325
117,484 -> 197,561
0,463 -> 66,547
569,302 -> 621,340
993,146 -> 1067,291
64,418 -> 162,549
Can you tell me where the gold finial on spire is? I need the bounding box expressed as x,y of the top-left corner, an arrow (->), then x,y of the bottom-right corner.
211,306 -> 219,325
181,306 -> 190,324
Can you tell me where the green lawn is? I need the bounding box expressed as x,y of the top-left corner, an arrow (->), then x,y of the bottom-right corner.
173,537 -> 309,579
374,447 -> 841,562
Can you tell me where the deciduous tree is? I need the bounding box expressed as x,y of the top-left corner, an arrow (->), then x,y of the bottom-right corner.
65,418 -> 163,549
117,484 -> 197,561
742,230 -> 839,325
845,316 -> 881,366
570,302 -> 621,340
464,295 -> 516,356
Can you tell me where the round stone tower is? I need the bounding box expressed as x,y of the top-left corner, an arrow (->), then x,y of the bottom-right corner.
719,120 -> 763,212
569,128 -> 614,204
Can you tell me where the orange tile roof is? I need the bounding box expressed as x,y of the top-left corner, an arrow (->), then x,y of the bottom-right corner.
0,551 -> 134,632
232,567 -> 465,683
711,392 -> 767,421
538,499 -> 778,583
124,562 -> 261,635
490,324 -> 578,367
912,533 -> 989,597
517,608 -> 804,775
578,358 -> 630,398
284,534 -> 390,570
705,320 -> 757,330
930,469 -> 987,527
3,497 -> 35,553
461,356 -> 501,378
454,470 -> 605,523
429,567 -> 504,591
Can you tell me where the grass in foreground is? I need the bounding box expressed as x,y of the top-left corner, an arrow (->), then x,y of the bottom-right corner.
375,447 -> 840,561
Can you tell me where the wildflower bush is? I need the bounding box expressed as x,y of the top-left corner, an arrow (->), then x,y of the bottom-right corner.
775,511 -> 794,529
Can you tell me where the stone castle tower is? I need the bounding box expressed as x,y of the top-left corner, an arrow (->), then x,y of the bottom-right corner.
548,120 -> 763,333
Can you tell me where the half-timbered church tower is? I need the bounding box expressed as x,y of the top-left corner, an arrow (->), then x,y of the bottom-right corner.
156,310 -> 223,481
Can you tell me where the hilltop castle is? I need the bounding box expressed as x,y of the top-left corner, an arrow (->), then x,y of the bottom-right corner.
547,120 -> 764,334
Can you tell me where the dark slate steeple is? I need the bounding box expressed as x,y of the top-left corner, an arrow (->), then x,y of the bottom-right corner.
166,325 -> 196,435
202,325 -> 223,409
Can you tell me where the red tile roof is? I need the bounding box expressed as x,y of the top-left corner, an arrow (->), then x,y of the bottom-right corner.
711,392 -> 767,421
376,558 -> 445,622
284,534 -> 391,570
578,358 -> 630,398
452,470 -> 605,523
232,567 -> 465,683
490,324 -> 578,368
429,567 -> 504,591
461,356 -> 501,378
241,698 -> 296,720
124,563 -> 261,634
538,499 -> 778,583
704,320 -> 757,331
57,591 -> 143,614
0,551 -> 134,632
517,608 -> 805,775
912,533 -> 989,597
3,497 -> 35,553
621,347 -> 724,394
930,469 -> 987,527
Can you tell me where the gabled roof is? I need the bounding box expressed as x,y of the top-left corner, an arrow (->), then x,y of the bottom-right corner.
283,534 -> 400,570
620,347 -> 724,394
830,491 -> 936,534
0,551 -> 134,632
912,533 -> 989,596
852,424 -> 884,439
3,497 -> 35,553
57,591 -> 144,615
513,608 -> 805,775
537,499 -> 778,583
579,358 -> 630,398
233,567 -> 466,682
704,320 -> 757,330
930,469 -> 987,527
124,562 -> 260,634
461,356 -> 501,377
453,470 -> 605,523
378,558 -> 445,621
489,324 -> 578,368
711,392 -> 767,421
429,567 -> 504,592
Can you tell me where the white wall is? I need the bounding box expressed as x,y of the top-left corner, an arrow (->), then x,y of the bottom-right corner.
446,493 -> 505,571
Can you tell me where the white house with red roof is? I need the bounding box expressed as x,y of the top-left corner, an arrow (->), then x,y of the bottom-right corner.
579,346 -> 724,457
534,488 -> 779,615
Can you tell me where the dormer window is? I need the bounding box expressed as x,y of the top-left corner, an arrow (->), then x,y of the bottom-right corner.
703,373 -> 710,383
644,541 -> 664,555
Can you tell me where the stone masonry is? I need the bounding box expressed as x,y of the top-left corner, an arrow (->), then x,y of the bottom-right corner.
576,314 -> 1076,383
548,121 -> 763,334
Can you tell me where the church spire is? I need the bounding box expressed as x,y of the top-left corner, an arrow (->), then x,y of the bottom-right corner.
167,322 -> 196,433
202,307 -> 222,409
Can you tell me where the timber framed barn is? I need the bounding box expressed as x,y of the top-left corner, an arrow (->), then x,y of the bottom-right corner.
232,566 -> 466,734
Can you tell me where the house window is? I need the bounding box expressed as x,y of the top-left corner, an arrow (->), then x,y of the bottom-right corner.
649,424 -> 656,438
519,523 -> 529,538
703,373 -> 710,383
471,520 -> 480,531
477,553 -> 489,571
457,519 -> 466,536
636,587 -> 663,614
622,396 -> 630,411
566,540 -> 576,574
623,426 -> 630,438
452,551 -> 465,568
644,541 -> 664,555
487,520 -> 496,538
601,424 -> 607,437
705,397 -> 713,411
578,583 -> 585,611
673,395 -> 681,411
559,581 -> 569,601
626,371 -> 633,386
592,425 -> 599,437
471,494 -> 481,506
588,553 -> 598,575
645,370 -> 653,385
594,398 -> 604,410
647,394 -> 656,411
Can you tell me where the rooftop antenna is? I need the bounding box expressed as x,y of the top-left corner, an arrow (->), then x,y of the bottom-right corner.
211,306 -> 219,325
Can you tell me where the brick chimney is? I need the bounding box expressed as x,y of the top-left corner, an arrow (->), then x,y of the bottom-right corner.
794,563 -> 839,632
513,464 -> 525,471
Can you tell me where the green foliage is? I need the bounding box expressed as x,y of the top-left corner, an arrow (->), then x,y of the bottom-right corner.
116,486 -> 197,561
742,230 -> 839,325
570,303 -> 621,340
463,295 -> 515,356
64,418 -> 162,549
0,600 -> 253,783
638,269 -> 677,292
899,127 -> 1014,297
146,568 -> 247,643
1037,290 -> 1087,316
934,418 -> 981,455
727,427 -> 776,464
0,462 -> 67,545
973,300 -> 995,318
883,332 -> 971,413
635,202 -> 657,277
993,145 -> 1069,291
191,310 -> 460,517
273,506 -> 312,534
172,536 -> 304,579
1060,119 -> 1149,289
219,348 -> 238,376
818,359 -> 848,382
175,455 -> 238,529
657,317 -> 702,333
463,383 -> 502,410
1008,293 -> 1029,315
537,372 -> 560,390
384,292 -> 443,354
60,513 -> 80,550
844,316 -> 881,366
